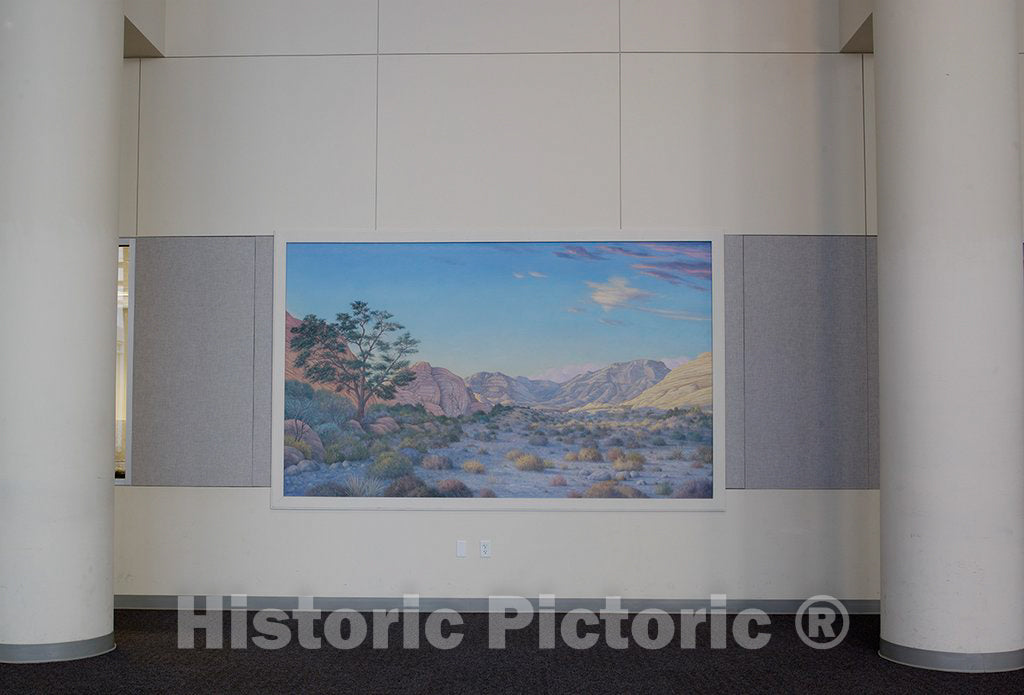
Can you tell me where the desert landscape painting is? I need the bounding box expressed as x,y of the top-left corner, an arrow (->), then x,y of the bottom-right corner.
283,241 -> 713,500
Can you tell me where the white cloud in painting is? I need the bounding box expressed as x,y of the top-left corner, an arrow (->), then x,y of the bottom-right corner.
586,276 -> 709,322
637,306 -> 709,322
586,276 -> 653,312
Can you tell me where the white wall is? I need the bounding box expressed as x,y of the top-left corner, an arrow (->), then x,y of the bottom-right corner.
116,0 -> 880,601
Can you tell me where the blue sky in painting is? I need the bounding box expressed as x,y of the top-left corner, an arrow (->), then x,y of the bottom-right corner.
286,241 -> 712,382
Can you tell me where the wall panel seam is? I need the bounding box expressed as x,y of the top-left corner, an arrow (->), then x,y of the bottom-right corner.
861,54 -> 868,237
154,51 -> 844,59
134,59 -> 141,235
374,0 -> 381,231
251,238 -> 257,486
741,236 -> 747,489
617,58 -> 622,229
618,0 -> 622,229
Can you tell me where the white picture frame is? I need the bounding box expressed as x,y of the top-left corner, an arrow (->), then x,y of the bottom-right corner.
269,228 -> 725,512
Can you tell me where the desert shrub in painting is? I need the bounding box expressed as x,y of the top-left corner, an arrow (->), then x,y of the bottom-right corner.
283,436 -> 312,461
306,481 -> 349,497
324,438 -> 370,464
674,478 -> 713,498
314,422 -> 343,447
368,451 -> 414,479
342,475 -> 387,497
421,454 -> 452,470
692,446 -> 714,466
385,475 -> 435,497
436,479 -> 472,497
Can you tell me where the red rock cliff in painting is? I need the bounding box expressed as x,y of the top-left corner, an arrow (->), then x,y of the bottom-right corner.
392,362 -> 491,418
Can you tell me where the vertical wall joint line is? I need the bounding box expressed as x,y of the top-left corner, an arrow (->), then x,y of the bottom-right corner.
740,236 -> 746,488
374,0 -> 381,231
618,0 -> 622,230
251,238 -> 257,485
135,59 -> 142,235
861,54 -> 868,237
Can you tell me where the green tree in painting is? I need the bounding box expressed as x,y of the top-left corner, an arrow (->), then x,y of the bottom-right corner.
290,301 -> 420,422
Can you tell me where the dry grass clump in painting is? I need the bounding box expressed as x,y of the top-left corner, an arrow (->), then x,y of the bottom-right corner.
514,454 -> 547,472
612,452 -> 646,472
583,481 -> 647,499
462,460 -> 486,474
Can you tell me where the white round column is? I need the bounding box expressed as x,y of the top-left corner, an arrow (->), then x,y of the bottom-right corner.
875,0 -> 1024,672
0,0 -> 122,662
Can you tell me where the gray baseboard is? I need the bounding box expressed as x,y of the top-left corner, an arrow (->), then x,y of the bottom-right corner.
0,632 -> 115,664
115,594 -> 880,615
879,639 -> 1024,673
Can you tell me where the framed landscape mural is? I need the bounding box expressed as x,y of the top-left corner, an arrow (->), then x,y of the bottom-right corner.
273,238 -> 718,510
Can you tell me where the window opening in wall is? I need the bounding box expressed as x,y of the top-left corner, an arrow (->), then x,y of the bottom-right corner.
115,239 -> 134,483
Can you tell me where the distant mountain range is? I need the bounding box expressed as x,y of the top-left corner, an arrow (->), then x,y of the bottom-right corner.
581,352 -> 712,411
534,359 -> 671,410
466,372 -> 560,405
287,311 -> 711,417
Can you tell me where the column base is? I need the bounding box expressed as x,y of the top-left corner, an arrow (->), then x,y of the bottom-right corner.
879,639 -> 1024,673
0,632 -> 115,664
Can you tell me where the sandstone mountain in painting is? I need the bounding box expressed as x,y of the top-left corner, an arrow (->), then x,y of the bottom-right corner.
585,353 -> 712,411
393,362 -> 490,418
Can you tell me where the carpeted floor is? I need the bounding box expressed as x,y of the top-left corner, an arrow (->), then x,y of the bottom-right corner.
1,611 -> 1022,693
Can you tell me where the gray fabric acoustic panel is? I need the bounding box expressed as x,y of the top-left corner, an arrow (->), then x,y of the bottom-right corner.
865,237 -> 879,487
252,237 -> 274,486
725,235 -> 878,489
132,236 -> 267,487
